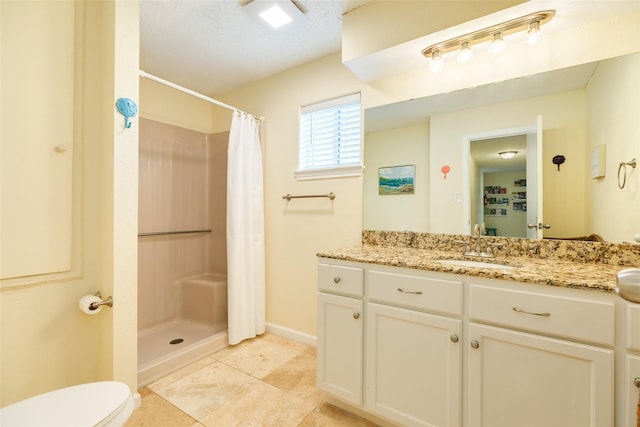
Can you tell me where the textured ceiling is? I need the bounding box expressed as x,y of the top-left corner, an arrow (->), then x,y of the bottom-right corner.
140,0 -> 639,99
140,0 -> 369,96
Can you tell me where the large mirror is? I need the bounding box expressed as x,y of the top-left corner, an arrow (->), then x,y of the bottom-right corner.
363,51 -> 640,243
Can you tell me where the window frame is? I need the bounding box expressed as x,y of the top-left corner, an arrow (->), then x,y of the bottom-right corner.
295,93 -> 363,181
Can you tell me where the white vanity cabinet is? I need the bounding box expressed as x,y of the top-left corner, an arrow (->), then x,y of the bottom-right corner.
317,257 -> 622,426
365,269 -> 463,427
467,281 -> 615,427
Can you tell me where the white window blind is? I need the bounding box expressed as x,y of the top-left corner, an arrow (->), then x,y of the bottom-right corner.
296,93 -> 362,180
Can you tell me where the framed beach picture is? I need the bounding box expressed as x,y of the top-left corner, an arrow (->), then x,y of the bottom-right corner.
379,165 -> 415,195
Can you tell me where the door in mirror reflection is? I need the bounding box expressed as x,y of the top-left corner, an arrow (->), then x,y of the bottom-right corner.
466,117 -> 543,238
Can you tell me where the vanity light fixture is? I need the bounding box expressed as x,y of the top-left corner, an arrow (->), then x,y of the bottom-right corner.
499,151 -> 518,159
243,0 -> 305,30
422,10 -> 555,72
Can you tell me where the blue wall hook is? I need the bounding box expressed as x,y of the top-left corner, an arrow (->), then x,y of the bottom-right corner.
116,98 -> 138,129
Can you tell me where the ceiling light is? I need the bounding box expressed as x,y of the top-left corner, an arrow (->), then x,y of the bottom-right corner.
422,10 -> 554,62
457,42 -> 473,63
499,151 -> 518,159
488,32 -> 506,55
243,1 -> 305,30
259,5 -> 292,28
524,21 -> 541,46
430,51 -> 444,72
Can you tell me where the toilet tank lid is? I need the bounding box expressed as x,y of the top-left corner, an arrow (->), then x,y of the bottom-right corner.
0,381 -> 132,427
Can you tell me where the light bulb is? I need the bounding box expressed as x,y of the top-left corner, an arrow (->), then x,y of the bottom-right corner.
457,42 -> 473,63
524,21 -> 540,46
488,32 -> 506,55
430,51 -> 444,72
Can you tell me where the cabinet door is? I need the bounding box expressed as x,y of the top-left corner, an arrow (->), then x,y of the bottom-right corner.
317,292 -> 364,406
625,354 -> 640,427
1,1 -> 75,280
366,302 -> 462,427
467,323 -> 613,427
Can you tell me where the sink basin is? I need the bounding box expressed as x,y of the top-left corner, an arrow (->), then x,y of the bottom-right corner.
435,259 -> 515,269
616,268 -> 640,303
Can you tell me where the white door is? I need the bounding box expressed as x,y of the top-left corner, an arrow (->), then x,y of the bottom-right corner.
317,292 -> 364,406
366,302 -> 462,427
467,323 -> 613,427
526,115 -> 544,238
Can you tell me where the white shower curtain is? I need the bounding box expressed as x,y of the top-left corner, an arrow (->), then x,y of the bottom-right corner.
227,111 -> 265,345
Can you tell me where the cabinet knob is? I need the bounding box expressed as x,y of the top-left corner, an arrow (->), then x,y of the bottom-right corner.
450,334 -> 459,343
333,277 -> 341,284
470,340 -> 480,349
352,312 -> 360,320
634,377 -> 640,388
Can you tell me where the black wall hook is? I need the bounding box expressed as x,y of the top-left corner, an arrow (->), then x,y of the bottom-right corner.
552,155 -> 566,171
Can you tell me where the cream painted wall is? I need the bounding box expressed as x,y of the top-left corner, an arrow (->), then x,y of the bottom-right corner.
364,123 -> 429,232
216,53 -> 365,337
0,0 -> 139,406
109,0 -> 140,391
429,90 -> 587,237
139,78 -> 221,133
587,53 -> 640,243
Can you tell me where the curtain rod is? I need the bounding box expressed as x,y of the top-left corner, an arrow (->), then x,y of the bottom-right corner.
139,70 -> 258,118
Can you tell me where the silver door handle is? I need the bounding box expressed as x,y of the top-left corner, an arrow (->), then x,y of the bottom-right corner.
512,307 -> 551,317
527,223 -> 551,230
397,288 -> 423,295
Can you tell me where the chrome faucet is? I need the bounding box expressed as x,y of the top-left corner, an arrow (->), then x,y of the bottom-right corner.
467,223 -> 482,256
462,223 -> 496,258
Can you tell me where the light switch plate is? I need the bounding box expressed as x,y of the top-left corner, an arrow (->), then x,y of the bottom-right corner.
591,144 -> 606,179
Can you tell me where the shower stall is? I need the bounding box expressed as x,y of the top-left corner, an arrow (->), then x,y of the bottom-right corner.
137,117 -> 230,386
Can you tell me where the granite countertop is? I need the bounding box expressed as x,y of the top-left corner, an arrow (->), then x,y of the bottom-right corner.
317,244 -> 627,293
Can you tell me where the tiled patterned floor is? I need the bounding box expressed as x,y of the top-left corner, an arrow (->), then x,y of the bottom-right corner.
125,333 -> 378,426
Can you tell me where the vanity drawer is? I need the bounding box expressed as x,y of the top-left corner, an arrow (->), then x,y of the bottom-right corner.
368,270 -> 463,316
469,284 -> 615,346
627,304 -> 640,351
318,263 -> 363,297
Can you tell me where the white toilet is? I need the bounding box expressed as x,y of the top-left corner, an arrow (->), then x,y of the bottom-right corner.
0,381 -> 137,427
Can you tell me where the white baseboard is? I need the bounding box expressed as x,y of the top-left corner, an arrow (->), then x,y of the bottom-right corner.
265,322 -> 316,347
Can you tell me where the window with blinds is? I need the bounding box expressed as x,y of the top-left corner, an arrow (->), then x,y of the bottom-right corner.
296,93 -> 362,180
